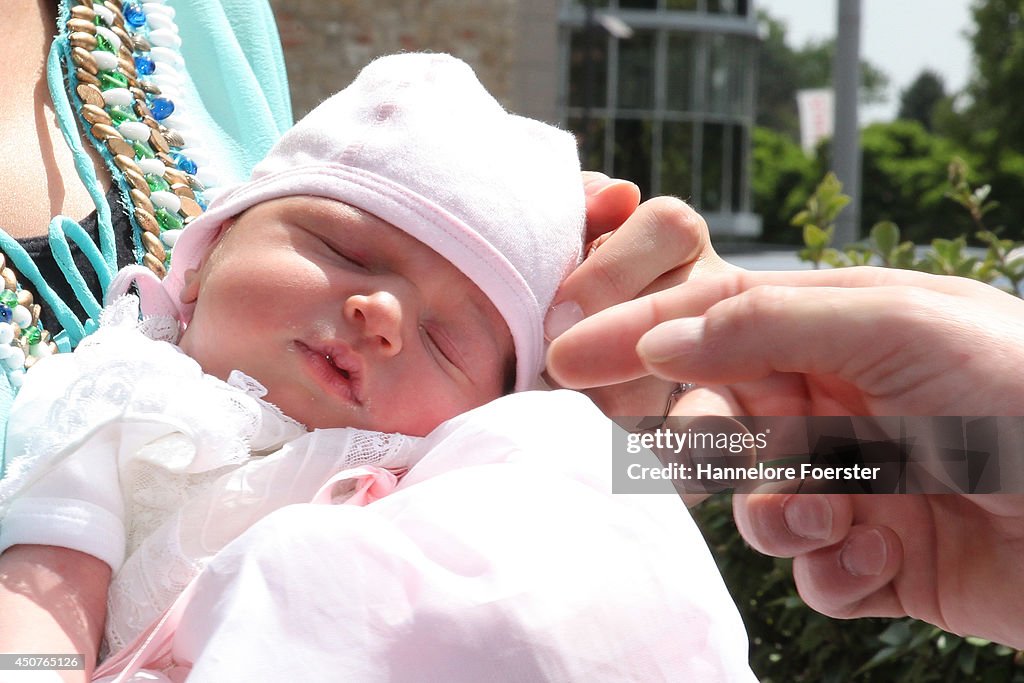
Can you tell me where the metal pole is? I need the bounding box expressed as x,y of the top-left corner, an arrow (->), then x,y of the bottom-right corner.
832,0 -> 861,244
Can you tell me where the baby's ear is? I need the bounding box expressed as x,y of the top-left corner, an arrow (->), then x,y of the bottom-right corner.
179,268 -> 201,305
179,218 -> 235,305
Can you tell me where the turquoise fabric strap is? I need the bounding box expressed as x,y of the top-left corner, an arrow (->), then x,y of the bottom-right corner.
47,24 -> 117,271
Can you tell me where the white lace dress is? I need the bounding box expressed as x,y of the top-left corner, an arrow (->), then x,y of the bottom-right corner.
0,298 -> 422,654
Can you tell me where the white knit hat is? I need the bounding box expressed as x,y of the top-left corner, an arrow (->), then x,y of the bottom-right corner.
112,53 -> 585,391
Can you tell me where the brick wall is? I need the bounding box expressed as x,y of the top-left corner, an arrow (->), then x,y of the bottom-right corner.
268,0 -> 556,120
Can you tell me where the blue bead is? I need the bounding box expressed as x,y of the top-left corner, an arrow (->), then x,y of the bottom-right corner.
195,193 -> 208,211
123,2 -> 147,28
170,152 -> 198,175
150,97 -> 175,121
134,55 -> 155,76
0,306 -> 12,324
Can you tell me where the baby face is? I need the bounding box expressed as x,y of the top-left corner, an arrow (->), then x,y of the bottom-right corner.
177,196 -> 514,436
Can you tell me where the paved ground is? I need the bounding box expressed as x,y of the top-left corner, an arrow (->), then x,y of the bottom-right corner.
716,245 -> 812,271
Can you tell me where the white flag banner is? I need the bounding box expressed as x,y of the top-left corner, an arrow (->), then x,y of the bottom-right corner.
796,88 -> 834,154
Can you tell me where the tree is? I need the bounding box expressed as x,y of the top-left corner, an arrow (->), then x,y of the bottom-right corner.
756,11 -> 890,141
898,70 -> 948,131
963,0 -> 1024,155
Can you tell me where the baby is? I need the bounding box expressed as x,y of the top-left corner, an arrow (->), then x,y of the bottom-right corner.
0,53 -> 584,661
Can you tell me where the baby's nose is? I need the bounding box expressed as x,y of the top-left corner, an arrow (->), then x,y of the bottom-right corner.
344,291 -> 404,356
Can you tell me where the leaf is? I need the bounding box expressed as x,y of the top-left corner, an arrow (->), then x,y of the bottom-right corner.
877,620 -> 913,647
804,224 -> 831,249
870,221 -> 900,257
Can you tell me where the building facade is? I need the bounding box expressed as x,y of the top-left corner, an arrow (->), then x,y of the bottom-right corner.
267,0 -> 760,236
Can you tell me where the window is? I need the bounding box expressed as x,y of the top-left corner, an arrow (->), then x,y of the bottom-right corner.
561,1 -> 758,225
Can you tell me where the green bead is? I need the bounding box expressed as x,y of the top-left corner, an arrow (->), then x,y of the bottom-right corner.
95,34 -> 116,53
145,174 -> 170,193
155,208 -> 183,231
99,71 -> 130,91
132,141 -> 155,159
23,327 -> 41,346
0,290 -> 16,308
109,106 -> 139,125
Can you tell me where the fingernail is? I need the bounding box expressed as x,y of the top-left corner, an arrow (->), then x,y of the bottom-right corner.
544,301 -> 584,341
840,529 -> 887,577
593,178 -> 639,197
782,495 -> 832,541
637,318 -> 704,364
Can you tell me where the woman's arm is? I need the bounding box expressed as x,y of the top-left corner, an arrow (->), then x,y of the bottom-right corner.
0,545 -> 110,682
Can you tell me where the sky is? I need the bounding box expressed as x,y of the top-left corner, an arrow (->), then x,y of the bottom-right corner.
755,0 -> 974,122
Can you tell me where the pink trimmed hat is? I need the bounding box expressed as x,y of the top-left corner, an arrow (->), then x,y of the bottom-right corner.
111,53 -> 585,391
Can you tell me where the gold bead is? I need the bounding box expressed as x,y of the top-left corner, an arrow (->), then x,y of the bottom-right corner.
163,168 -> 187,187
106,136 -> 135,159
67,18 -> 97,35
69,31 -> 98,51
16,290 -> 33,309
123,167 -> 150,196
170,182 -> 195,200
142,232 -> 166,262
130,188 -> 155,216
178,195 -> 203,218
70,5 -> 95,22
1,268 -> 17,290
113,154 -> 141,175
71,46 -> 98,75
81,103 -> 112,126
162,128 -> 186,148
75,68 -> 101,87
76,83 -> 105,108
119,55 -> 137,78
90,122 -> 122,142
149,128 -> 170,154
134,207 -> 161,235
143,253 -> 167,279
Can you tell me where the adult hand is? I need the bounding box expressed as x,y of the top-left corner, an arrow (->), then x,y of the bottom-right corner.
547,265 -> 1024,647
545,173 -> 736,416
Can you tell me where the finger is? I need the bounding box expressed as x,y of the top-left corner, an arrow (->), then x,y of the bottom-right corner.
583,375 -> 678,418
547,263 -> 977,390
547,197 -> 720,340
582,172 -> 642,237
733,493 -> 853,558
635,284 -> 950,388
792,525 -> 906,619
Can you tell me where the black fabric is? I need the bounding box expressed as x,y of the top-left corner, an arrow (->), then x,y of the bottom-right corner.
14,186 -> 137,334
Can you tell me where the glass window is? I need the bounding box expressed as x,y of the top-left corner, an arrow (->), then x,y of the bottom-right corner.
701,123 -> 724,210
617,30 -> 656,110
665,0 -> 699,9
707,35 -> 731,115
568,28 -> 608,109
665,34 -> 695,112
728,39 -> 749,117
562,8 -> 756,225
707,0 -> 737,13
613,118 -> 653,197
661,122 -> 694,201
731,124 -> 745,211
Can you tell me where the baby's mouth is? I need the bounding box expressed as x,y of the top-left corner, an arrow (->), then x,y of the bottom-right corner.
326,354 -> 351,380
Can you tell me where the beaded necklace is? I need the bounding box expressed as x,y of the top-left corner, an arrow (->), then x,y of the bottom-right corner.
0,0 -> 213,387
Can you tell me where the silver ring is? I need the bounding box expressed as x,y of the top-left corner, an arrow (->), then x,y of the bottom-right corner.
663,382 -> 697,419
